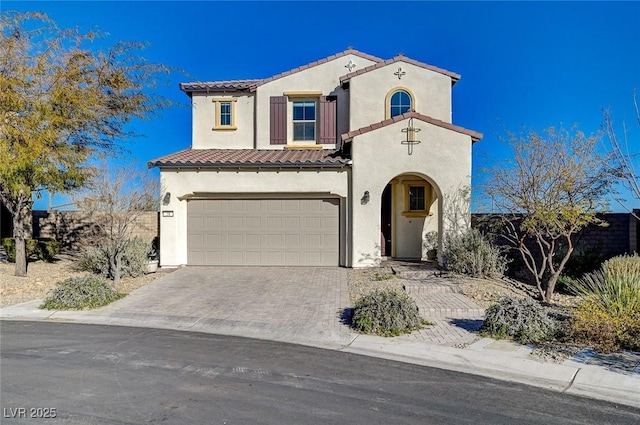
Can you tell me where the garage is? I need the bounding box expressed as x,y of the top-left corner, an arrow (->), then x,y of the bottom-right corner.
187,198 -> 340,266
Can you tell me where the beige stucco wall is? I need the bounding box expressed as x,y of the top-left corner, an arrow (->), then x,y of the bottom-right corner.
192,93 -> 255,149
159,168 -> 349,267
349,118 -> 472,267
254,54 -> 378,149
349,61 -> 453,131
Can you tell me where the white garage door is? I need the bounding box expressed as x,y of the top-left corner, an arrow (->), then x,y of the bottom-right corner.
187,198 -> 339,266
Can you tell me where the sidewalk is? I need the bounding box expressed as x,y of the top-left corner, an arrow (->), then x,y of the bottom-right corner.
1,266 -> 639,409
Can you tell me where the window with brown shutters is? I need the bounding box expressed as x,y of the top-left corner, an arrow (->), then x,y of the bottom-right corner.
318,96 -> 337,144
270,96 -> 287,145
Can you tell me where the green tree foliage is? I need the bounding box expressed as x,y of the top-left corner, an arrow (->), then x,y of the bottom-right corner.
0,11 -> 170,276
485,127 -> 612,303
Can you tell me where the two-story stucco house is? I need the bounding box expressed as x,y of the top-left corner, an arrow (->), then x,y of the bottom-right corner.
148,48 -> 482,268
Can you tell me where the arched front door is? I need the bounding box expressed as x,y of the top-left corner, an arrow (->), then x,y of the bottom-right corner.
380,174 -> 439,259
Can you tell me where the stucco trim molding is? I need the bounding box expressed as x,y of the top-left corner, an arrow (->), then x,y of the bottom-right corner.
178,192 -> 342,201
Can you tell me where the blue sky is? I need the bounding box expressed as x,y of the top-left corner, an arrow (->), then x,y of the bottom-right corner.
5,1 -> 640,212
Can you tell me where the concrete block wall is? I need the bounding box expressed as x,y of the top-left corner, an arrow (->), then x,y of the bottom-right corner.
472,211 -> 639,263
571,213 -> 637,258
32,210 -> 159,251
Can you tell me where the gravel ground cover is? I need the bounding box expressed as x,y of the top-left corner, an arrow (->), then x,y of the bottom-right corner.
0,254 -> 164,307
347,265 -> 584,363
346,268 -> 403,303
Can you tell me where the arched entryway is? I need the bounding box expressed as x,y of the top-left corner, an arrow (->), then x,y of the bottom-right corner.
380,173 -> 440,260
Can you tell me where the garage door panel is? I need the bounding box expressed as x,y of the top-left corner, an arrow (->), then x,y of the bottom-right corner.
206,251 -> 222,264
306,234 -> 322,246
228,217 -> 244,228
206,234 -> 222,246
245,234 -> 261,246
324,234 -> 339,246
245,251 -> 261,264
284,234 -> 300,246
265,217 -> 282,228
188,198 -> 338,266
283,217 -> 301,229
245,216 -> 261,228
228,234 -> 245,246
305,217 -> 321,229
283,251 -> 301,263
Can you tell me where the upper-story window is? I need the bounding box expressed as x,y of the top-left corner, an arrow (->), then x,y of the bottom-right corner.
385,87 -> 415,119
213,97 -> 237,130
220,102 -> 232,125
293,101 -> 316,141
390,90 -> 412,117
270,93 -> 336,145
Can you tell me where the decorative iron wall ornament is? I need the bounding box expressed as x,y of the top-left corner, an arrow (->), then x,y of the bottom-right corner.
345,60 -> 357,72
394,67 -> 406,79
401,117 -> 421,155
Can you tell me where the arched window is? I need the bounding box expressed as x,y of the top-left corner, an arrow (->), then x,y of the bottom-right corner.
390,90 -> 412,117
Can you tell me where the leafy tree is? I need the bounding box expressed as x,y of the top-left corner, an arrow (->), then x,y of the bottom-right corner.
486,126 -> 612,303
0,11 -> 169,276
75,164 -> 159,288
602,90 -> 640,217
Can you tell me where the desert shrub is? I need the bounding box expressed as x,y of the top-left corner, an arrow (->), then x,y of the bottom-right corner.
76,237 -> 150,279
120,237 -> 151,277
571,300 -> 640,352
351,289 -> 424,336
34,239 -> 61,262
480,296 -> 557,344
567,254 -> 640,352
443,229 -> 508,278
603,253 -> 640,278
2,238 -> 58,262
40,275 -> 124,310
372,269 -> 395,281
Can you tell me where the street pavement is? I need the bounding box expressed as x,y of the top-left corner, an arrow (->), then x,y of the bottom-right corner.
3,321 -> 639,425
1,265 -> 639,409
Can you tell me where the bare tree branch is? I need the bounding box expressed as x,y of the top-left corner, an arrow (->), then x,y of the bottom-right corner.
485,126 -> 612,302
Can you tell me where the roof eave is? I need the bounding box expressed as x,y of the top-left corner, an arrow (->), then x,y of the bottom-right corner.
150,162 -> 350,169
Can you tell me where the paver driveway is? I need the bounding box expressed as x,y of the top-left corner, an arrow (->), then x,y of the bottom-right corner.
101,267 -> 355,346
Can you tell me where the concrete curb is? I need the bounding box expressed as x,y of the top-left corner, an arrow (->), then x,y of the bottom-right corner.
342,335 -> 578,391
1,301 -> 639,409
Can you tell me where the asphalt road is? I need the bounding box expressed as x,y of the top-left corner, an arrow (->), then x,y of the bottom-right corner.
1,321 -> 638,425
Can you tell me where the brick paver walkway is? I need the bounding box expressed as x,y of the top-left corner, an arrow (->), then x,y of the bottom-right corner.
100,267 -> 353,344
97,264 -> 483,347
388,262 -> 486,346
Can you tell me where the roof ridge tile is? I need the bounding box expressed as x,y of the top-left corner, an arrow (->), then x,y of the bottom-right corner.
340,111 -> 483,142
340,56 -> 461,84
148,148 -> 350,168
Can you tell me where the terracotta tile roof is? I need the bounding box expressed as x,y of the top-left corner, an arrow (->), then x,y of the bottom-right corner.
341,110 -> 483,142
179,79 -> 263,93
148,148 -> 350,168
339,54 -> 461,85
179,48 -> 384,94
250,48 -> 384,90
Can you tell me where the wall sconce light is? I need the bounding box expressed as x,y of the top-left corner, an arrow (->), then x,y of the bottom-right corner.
162,192 -> 171,206
361,191 -> 370,205
401,117 -> 421,155
162,210 -> 174,217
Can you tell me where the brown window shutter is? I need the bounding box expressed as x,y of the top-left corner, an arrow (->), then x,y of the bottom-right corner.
318,96 -> 337,144
270,96 -> 287,145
